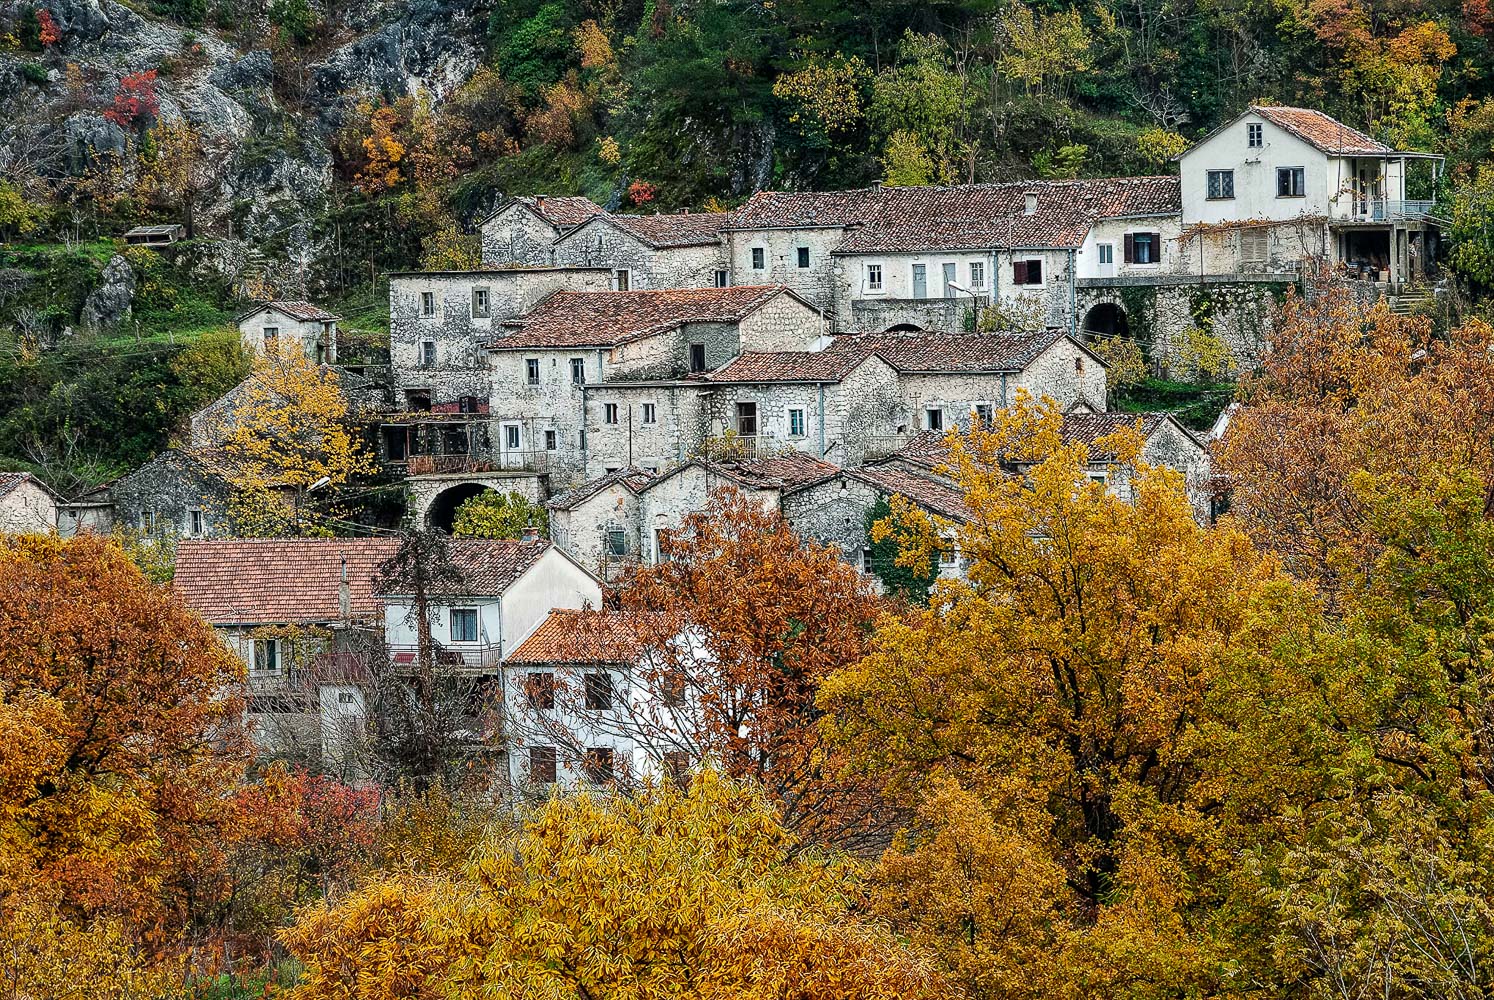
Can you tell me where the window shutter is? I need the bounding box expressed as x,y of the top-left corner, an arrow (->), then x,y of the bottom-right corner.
1012,260 -> 1028,284
1151,234 -> 1162,259
1123,233 -> 1135,264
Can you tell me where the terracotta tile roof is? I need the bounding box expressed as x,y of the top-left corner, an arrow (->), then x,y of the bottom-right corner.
832,179 -> 1180,253
848,465 -> 972,522
724,188 -> 884,229
517,195 -> 606,227
176,538 -> 399,625
0,471 -> 61,501
1252,106 -> 1391,155
733,451 -> 841,490
1057,411 -> 1204,459
605,212 -> 730,248
887,430 -> 952,471
175,537 -> 555,625
547,467 -> 655,511
505,608 -> 649,664
704,330 -> 1067,383
490,286 -> 791,350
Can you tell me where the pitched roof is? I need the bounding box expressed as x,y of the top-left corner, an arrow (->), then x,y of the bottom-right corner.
547,467 -> 655,511
175,538 -> 399,625
724,188 -> 885,229
644,452 -> 841,495
505,608 -> 649,664
848,465 -> 972,522
578,212 -> 730,248
1251,106 -> 1392,156
513,195 -> 606,227
489,286 -> 794,350
175,537 -> 555,625
832,179 -> 1180,253
240,300 -> 341,323
883,430 -> 954,472
1056,411 -> 1204,458
703,330 -> 1071,383
0,471 -> 62,502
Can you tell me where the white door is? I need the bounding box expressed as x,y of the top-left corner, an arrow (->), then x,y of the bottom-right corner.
500,422 -> 523,468
1097,243 -> 1115,278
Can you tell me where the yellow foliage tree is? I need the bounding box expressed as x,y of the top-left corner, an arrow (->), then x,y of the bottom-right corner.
282,771 -> 948,1000
772,54 -> 872,136
213,342 -> 375,536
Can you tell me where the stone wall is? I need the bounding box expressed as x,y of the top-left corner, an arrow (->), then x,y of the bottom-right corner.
480,206 -> 558,266
736,293 -> 828,351
406,470 -> 548,527
109,449 -> 232,538
723,228 -> 847,316
550,484 -> 644,581
552,221 -> 724,289
582,384 -> 708,479
636,467 -> 779,564
1011,338 -> 1109,411
848,297 -> 975,334
780,474 -> 881,564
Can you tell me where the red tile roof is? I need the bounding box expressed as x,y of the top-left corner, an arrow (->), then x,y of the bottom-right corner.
517,195 -> 606,227
848,465 -> 972,522
1252,106 -> 1392,155
704,330 -> 1069,382
606,212 -> 730,248
547,467 -> 655,511
646,452 -> 841,494
489,286 -> 793,350
724,188 -> 885,229
505,608 -> 649,664
886,430 -> 952,471
175,537 -> 555,625
0,471 -> 61,501
704,349 -> 871,383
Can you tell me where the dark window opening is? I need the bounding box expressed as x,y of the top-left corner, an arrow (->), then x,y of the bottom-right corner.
584,671 -> 614,710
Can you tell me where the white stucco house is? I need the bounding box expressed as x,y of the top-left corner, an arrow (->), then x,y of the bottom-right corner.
237,301 -> 341,363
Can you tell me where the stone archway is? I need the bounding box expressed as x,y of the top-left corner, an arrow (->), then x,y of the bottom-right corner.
425,482 -> 495,532
1081,302 -> 1129,342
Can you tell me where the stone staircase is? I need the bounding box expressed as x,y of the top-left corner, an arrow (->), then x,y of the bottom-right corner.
1389,289 -> 1434,316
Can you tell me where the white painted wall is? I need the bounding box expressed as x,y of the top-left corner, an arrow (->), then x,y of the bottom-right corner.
499,549 -> 605,654
238,307 -> 336,363
1180,117 -> 1332,226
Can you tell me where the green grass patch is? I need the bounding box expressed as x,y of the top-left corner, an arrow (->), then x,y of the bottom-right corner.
1114,378 -> 1235,432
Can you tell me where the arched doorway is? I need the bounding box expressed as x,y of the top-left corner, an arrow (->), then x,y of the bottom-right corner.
1081,302 -> 1129,342
425,483 -> 494,532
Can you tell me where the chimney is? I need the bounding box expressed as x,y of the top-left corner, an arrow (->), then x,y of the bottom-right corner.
521,524 -> 540,542
338,555 -> 351,618
870,180 -> 884,191
1024,191 -> 1039,215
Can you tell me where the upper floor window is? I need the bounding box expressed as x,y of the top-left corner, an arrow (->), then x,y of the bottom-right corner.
1207,169 -> 1235,200
969,261 -> 986,289
926,407 -> 944,431
714,269 -> 729,287
1277,167 -> 1306,198
1125,232 -> 1160,265
262,326 -> 279,347
796,246 -> 810,268
1247,122 -> 1263,148
420,291 -> 436,316
1011,259 -> 1043,285
613,269 -> 630,291
788,407 -> 806,438
252,638 -> 280,675
641,402 -> 656,424
751,247 -> 766,269
866,263 -> 883,291
604,402 -> 619,424
527,672 -> 556,710
188,508 -> 203,537
525,358 -> 540,384
471,287 -> 491,318
450,608 -> 478,643
606,528 -> 627,557
689,343 -> 707,373
570,358 -> 586,385
420,340 -> 436,366
584,671 -> 614,710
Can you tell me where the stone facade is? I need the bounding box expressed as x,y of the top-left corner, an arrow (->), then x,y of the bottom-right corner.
552,217 -> 725,290
480,203 -> 564,266
548,475 -> 650,580
635,464 -> 782,564
581,383 -> 708,479
108,449 -> 232,539
237,303 -> 339,363
0,474 -> 60,534
722,227 -> 849,316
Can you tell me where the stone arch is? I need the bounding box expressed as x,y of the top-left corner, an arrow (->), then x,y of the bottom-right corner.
425,482 -> 495,532
1081,302 -> 1129,343
882,322 -> 924,334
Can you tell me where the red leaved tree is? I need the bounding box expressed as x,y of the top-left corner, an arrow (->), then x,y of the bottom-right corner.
103,69 -> 160,129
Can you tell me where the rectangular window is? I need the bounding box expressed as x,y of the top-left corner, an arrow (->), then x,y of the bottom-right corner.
606,528 -> 627,557
262,326 -> 278,347
714,269 -> 729,287
1247,122 -> 1263,148
751,247 -> 765,269
527,672 -> 555,710
570,358 -> 586,385
140,510 -> 155,534
926,407 -> 943,431
604,402 -> 619,424
942,261 -> 957,297
641,402 -> 656,424
188,508 -> 203,536
1124,233 -> 1159,265
1207,169 -> 1235,199
1240,226 -> 1269,264
969,261 -> 986,289
529,746 -> 557,784
252,638 -> 279,675
788,407 -> 805,438
689,343 -> 706,373
472,287 -> 490,318
973,403 -> 994,426
544,429 -> 557,451
504,424 -> 521,450
796,246 -> 810,268
420,341 -> 436,366
866,263 -> 882,291
613,269 -> 630,291
735,401 -> 757,436
584,671 -> 614,710
662,750 -> 689,786
525,358 -> 540,385
939,548 -> 958,567
1012,259 -> 1043,285
420,291 -> 436,316
450,608 -> 478,643
1277,167 -> 1306,197
911,263 -> 928,298
583,746 -> 614,784
384,427 -> 408,461
1097,244 -> 1114,265
653,528 -> 672,564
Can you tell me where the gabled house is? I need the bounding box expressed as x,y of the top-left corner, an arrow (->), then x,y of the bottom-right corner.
479,195 -> 606,266
1178,105 -> 1444,287
0,472 -> 61,534
107,448 -> 233,540
237,301 -> 341,363
547,467 -> 655,580
551,212 -> 730,290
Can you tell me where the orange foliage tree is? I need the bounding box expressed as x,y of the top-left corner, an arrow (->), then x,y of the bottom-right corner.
618,492 -> 893,851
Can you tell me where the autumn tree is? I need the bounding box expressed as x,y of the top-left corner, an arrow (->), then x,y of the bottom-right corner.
133,118 -> 233,236
212,341 -> 375,536
616,491 -> 894,851
451,489 -> 548,539
282,771 -> 948,1000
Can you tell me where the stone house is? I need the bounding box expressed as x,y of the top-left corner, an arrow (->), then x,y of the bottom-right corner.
236,301 -> 341,363
1177,106 -> 1444,287
551,212 -> 730,290
634,452 -> 840,564
174,536 -> 602,773
0,472 -> 61,534
1037,410 -> 1214,521
485,286 -> 828,484
502,608 -> 694,791
107,448 -> 234,539
190,365 -> 386,451
547,467 -> 655,581
479,195 -> 606,266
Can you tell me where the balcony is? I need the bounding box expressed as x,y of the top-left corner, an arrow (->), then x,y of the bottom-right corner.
387,642 -> 504,674
1342,199 -> 1443,224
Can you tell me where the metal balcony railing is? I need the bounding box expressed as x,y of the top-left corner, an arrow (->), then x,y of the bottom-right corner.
1346,199 -> 1439,222
387,642 -> 504,673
